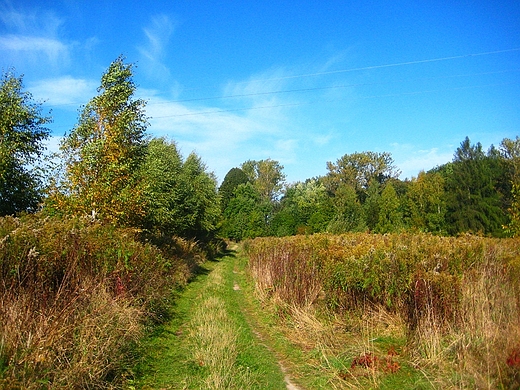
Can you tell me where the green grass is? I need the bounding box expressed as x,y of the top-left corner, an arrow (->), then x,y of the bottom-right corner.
132,250 -> 287,389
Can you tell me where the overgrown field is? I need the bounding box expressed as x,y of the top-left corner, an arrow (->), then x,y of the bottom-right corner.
245,233 -> 520,388
0,214 -> 205,389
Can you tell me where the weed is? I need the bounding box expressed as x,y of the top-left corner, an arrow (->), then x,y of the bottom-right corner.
246,232 -> 520,388
0,214 -> 198,388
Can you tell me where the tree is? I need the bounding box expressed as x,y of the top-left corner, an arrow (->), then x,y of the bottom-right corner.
375,181 -> 403,233
405,171 -> 446,233
324,151 -> 400,198
57,56 -> 148,225
0,71 -> 51,215
442,137 -> 508,236
219,167 -> 249,212
139,138 -> 183,235
136,138 -> 221,242
500,136 -> 520,236
176,152 -> 221,241
327,183 -> 366,233
272,179 -> 333,235
221,183 -> 269,240
506,183 -> 520,237
364,179 -> 381,231
241,159 -> 286,202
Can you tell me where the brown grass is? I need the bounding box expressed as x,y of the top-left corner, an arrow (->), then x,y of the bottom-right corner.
245,233 -> 520,388
0,214 -> 201,388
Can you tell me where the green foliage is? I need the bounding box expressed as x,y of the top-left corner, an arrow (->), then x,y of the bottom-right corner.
327,183 -> 366,233
324,151 -> 400,197
241,158 -> 286,201
176,152 -> 221,242
376,182 -> 403,233
500,136 -> 520,236
55,56 -> 148,226
139,138 -> 184,235
138,137 -> 222,243
219,167 -> 249,212
364,179 -> 382,230
272,179 -> 334,235
405,171 -> 446,233
0,71 -> 51,215
442,137 -> 508,236
222,183 -> 270,240
220,160 -> 285,240
505,182 -> 520,237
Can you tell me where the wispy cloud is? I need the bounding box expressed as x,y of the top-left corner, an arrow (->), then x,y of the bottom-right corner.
138,14 -> 175,81
139,58 -> 362,181
0,35 -> 69,66
391,143 -> 453,179
142,96 -> 270,180
0,6 -> 62,35
29,76 -> 97,106
138,67 -> 300,181
0,5 -> 71,69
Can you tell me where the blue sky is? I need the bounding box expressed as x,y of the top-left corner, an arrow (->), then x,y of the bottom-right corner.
1,0 -> 519,184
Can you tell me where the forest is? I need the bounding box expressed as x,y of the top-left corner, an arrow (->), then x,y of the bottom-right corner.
1,57 -> 519,388
220,139 -> 519,240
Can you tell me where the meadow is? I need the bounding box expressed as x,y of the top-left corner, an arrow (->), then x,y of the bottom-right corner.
245,233 -> 520,388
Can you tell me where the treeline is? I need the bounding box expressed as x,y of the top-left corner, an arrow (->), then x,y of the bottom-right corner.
1,57 -> 518,243
220,137 -> 520,240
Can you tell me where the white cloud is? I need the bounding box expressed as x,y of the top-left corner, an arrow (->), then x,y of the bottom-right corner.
0,6 -> 63,35
138,15 -> 175,81
140,57 -> 362,182
0,6 -> 71,69
393,145 -> 453,179
140,70 -> 297,181
30,76 -> 97,106
0,35 -> 69,66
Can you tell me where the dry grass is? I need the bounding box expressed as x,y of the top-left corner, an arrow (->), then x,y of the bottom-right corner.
0,278 -> 143,388
246,233 -> 520,388
185,266 -> 254,389
410,244 -> 520,388
0,214 -> 200,388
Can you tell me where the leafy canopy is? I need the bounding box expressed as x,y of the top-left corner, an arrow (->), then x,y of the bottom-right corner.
0,71 -> 51,215
241,159 -> 286,201
57,56 -> 148,225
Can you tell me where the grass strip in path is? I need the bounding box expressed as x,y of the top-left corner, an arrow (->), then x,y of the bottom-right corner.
132,249 -> 288,389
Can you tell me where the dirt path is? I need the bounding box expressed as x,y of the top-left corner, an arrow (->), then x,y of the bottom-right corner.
231,258 -> 302,390
136,248 -> 301,389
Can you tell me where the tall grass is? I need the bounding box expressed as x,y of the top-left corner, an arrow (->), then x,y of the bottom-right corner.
184,263 -> 254,389
245,233 -> 520,387
0,214 -> 202,389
